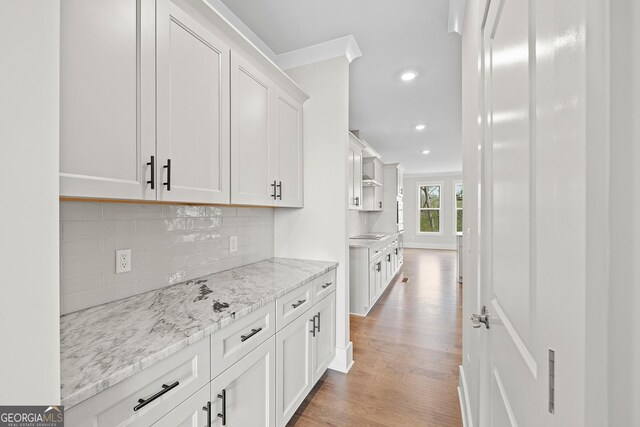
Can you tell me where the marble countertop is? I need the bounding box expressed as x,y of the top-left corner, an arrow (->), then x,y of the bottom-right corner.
348,232 -> 401,248
60,257 -> 337,409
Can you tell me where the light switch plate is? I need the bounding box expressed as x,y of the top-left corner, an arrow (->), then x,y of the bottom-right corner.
116,249 -> 132,273
229,236 -> 238,253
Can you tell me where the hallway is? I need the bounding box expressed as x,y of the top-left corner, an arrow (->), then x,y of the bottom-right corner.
289,249 -> 463,426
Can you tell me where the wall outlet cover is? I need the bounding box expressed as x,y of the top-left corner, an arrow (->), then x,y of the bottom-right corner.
116,249 -> 132,274
229,236 -> 238,253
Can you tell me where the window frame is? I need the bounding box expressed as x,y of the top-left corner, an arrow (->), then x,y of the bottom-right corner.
454,181 -> 463,236
417,181 -> 443,235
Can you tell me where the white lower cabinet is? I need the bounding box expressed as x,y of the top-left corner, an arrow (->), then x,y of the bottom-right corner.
311,294 -> 336,383
210,337 -> 276,427
66,269 -> 337,427
275,309 -> 313,426
153,385 -> 210,427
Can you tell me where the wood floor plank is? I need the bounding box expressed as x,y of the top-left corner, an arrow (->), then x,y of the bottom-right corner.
288,249 -> 463,427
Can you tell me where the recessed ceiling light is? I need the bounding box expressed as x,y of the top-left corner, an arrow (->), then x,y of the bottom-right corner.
400,71 -> 417,81
415,124 -> 426,131
422,150 -> 431,155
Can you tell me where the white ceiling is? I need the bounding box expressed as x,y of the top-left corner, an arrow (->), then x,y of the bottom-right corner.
219,0 -> 462,174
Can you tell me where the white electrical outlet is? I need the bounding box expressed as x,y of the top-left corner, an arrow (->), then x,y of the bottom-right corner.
229,236 -> 238,253
116,249 -> 132,274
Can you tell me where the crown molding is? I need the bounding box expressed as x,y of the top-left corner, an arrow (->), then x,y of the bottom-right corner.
276,35 -> 363,70
447,0 -> 468,34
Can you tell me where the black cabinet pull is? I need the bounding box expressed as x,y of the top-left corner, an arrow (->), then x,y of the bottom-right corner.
322,282 -> 332,289
217,389 -> 226,426
310,316 -> 316,337
387,254 -> 391,262
270,180 -> 277,199
376,262 -> 381,272
147,155 -> 155,189
379,201 -> 382,209
355,196 -> 360,206
315,312 -> 321,333
277,181 -> 282,200
133,381 -> 179,411
292,299 -> 306,309
202,401 -> 211,427
163,159 -> 171,191
240,327 -> 262,342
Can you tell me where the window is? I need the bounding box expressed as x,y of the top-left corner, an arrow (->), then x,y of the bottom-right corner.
418,184 -> 441,233
455,182 -> 463,234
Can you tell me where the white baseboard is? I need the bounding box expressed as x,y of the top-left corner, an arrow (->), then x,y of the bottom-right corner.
328,341 -> 354,373
459,365 -> 473,427
404,242 -> 457,250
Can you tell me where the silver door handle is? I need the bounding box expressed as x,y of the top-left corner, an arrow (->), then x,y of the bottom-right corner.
469,306 -> 490,329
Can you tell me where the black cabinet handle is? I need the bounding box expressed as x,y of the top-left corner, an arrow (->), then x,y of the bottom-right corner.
147,155 -> 155,189
322,282 -> 332,289
217,389 -> 226,426
310,316 -> 316,337
387,254 -> 391,262
270,180 -> 277,199
379,201 -> 382,209
277,181 -> 282,200
163,159 -> 171,191
133,381 -> 179,411
376,262 -> 381,272
355,196 -> 360,206
292,299 -> 306,309
240,327 -> 262,342
202,401 -> 211,427
315,312 -> 321,333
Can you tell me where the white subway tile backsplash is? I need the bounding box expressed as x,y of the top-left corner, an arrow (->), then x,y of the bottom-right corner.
60,202 -> 274,314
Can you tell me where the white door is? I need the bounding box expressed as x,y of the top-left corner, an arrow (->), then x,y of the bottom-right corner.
275,310 -> 313,426
153,385 -> 209,427
274,90 -> 304,208
353,147 -> 363,209
210,337 -> 276,427
230,53 -> 277,207
156,1 -> 230,204
471,0 -> 586,425
312,294 -> 336,383
368,261 -> 381,310
347,144 -> 356,209
60,0 -> 155,200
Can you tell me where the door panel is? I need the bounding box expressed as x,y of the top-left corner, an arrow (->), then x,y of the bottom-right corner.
156,1 -> 230,204
60,0 -> 155,200
231,54 -> 276,206
481,0 -> 538,425
275,91 -> 304,207
275,311 -> 313,426
210,337 -> 275,427
153,386 -> 209,427
312,294 -> 336,383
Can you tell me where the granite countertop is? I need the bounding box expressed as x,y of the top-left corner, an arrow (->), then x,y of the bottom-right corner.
60,257 -> 338,409
348,232 -> 401,248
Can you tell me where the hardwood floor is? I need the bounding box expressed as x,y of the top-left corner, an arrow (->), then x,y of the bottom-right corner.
288,248 -> 463,427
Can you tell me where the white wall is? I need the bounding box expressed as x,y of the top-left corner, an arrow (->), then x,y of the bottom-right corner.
0,0 -> 60,404
274,57 -> 353,372
403,174 -> 462,250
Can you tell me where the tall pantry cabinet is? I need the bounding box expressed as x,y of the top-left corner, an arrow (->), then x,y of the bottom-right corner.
60,0 -> 307,207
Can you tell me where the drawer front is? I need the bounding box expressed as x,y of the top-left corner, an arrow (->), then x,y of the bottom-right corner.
276,281 -> 314,330
66,339 -> 210,427
211,301 -> 275,379
313,269 -> 336,301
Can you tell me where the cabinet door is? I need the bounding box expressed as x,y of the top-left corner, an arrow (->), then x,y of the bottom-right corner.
210,337 -> 275,427
275,310 -> 313,426
60,0 -> 155,200
275,90 -> 304,208
156,1 -> 230,204
397,167 -> 404,197
153,385 -> 209,427
374,186 -> 384,211
312,293 -> 336,383
231,54 -> 277,206
368,261 -> 378,309
353,148 -> 363,208
347,145 -> 356,209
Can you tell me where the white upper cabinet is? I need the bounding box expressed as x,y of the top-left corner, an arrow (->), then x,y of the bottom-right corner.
397,166 -> 404,198
60,0 -> 156,200
348,133 -> 365,210
156,0 -> 231,204
230,53 -> 276,206
60,0 -> 307,207
274,90 -> 304,208
230,54 -> 304,208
